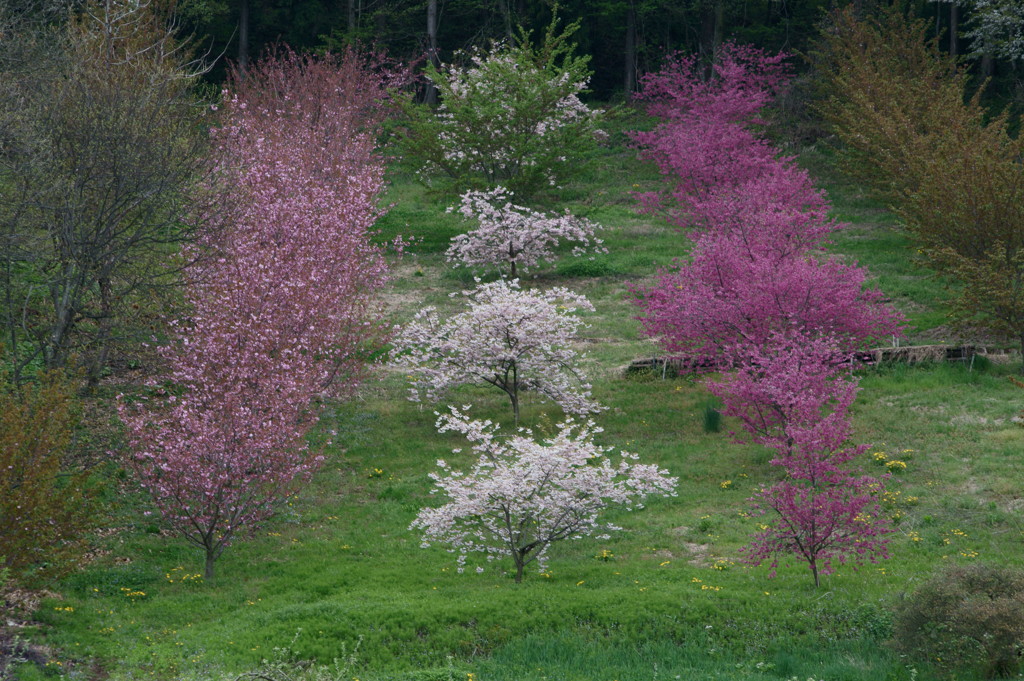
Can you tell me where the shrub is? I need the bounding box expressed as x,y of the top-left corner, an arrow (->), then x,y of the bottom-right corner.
891,564 -> 1024,678
0,367 -> 94,584
394,14 -> 603,200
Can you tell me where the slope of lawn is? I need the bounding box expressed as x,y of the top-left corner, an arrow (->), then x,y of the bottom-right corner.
16,113 -> 1024,681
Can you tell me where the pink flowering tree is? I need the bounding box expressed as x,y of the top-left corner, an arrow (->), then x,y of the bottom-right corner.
411,407 -> 677,582
634,231 -> 903,367
746,469 -> 891,587
120,49 -> 398,578
708,334 -> 892,586
707,333 -> 863,452
446,187 -> 605,278
391,279 -> 601,425
631,43 -> 791,225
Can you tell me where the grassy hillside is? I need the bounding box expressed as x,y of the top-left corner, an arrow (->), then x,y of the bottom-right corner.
14,119 -> 1024,681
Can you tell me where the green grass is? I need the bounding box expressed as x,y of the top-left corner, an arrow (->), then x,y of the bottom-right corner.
18,113 -> 1024,681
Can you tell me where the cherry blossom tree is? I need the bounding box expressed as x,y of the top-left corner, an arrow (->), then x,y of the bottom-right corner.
391,279 -> 601,425
446,187 -> 605,277
411,407 -> 677,582
121,49 -> 398,578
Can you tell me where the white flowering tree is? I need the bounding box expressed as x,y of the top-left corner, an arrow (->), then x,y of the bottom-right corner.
395,15 -> 603,199
447,188 -> 605,277
411,407 -> 678,582
391,279 -> 600,425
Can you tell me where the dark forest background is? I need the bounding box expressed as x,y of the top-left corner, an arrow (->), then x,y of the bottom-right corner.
176,0 -> 1023,101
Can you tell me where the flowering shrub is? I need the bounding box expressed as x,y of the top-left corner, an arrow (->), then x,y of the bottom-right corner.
396,16 -> 602,199
411,407 -> 677,582
391,279 -> 601,425
121,49 -> 396,578
446,187 -> 604,277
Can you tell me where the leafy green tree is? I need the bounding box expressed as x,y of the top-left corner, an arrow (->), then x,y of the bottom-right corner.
393,13 -> 604,201
815,7 -> 1024,365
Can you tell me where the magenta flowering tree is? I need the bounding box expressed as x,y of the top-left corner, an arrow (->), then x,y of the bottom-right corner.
120,49 -> 398,578
707,333 -> 862,456
631,43 -> 791,225
708,333 -> 892,586
411,407 -> 677,582
745,469 -> 891,588
392,279 -> 601,425
629,39 -> 898,587
446,187 -> 605,277
634,229 -> 903,367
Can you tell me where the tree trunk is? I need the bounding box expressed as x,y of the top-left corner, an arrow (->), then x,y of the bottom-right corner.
981,41 -> 994,77
624,1 -> 637,95
238,0 -> 250,75
700,0 -> 716,71
88,275 -> 113,389
713,0 -> 724,57
347,0 -> 356,35
1019,332 -> 1024,375
424,0 -> 440,106
204,547 -> 216,579
811,560 -> 819,587
949,2 -> 958,59
498,0 -> 514,40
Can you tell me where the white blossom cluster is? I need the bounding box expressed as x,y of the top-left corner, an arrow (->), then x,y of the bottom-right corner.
446,187 -> 605,275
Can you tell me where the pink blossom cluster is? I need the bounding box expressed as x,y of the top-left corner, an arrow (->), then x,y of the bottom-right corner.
630,43 -> 903,584
446,187 -> 605,277
411,407 -> 677,582
120,49 -> 399,577
391,279 -> 602,425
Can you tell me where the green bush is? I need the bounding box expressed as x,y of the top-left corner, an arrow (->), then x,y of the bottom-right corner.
890,563 -> 1024,678
0,367 -> 95,585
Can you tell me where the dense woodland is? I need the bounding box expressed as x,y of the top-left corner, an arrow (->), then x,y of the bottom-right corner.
3,0 -> 1024,680
174,0 -> 1024,99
